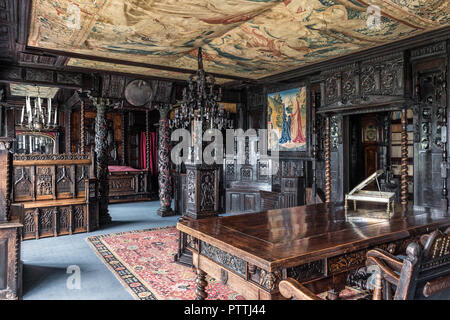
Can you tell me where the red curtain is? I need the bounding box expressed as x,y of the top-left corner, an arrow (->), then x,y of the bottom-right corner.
140,131 -> 147,170
140,131 -> 157,176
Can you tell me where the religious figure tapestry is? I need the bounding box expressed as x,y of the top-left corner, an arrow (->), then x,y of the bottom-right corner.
268,87 -> 307,152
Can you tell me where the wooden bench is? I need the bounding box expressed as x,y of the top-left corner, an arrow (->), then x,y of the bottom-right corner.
11,153 -> 99,240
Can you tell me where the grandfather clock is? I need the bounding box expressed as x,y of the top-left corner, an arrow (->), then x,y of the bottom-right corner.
0,100 -> 23,300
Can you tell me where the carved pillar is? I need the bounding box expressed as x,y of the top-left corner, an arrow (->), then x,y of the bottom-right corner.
145,109 -> 152,196
325,115 -> 331,203
185,163 -> 219,219
440,77 -> 448,213
400,107 -> 408,207
157,104 -> 175,217
93,98 -> 112,225
80,99 -> 85,154
0,138 -> 14,223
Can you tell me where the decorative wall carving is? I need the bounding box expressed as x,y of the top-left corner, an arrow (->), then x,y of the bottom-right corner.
411,41 -> 446,61
36,167 -> 52,196
330,115 -> 341,150
187,170 -> 195,204
13,153 -> 90,161
200,170 -> 215,211
320,53 -> 405,110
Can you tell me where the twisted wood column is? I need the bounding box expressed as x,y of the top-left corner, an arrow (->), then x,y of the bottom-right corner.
195,268 -> 208,300
157,104 -> 174,217
93,98 -> 112,225
400,108 -> 408,206
325,116 -> 331,203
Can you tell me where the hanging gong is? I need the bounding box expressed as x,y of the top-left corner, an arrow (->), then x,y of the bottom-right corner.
124,80 -> 153,107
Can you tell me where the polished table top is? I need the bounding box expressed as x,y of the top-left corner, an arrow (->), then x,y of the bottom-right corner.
177,203 -> 450,271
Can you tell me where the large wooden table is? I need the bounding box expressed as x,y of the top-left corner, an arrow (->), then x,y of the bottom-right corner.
176,202 -> 450,300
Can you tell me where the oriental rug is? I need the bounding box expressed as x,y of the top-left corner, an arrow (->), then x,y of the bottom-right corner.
86,227 -> 368,300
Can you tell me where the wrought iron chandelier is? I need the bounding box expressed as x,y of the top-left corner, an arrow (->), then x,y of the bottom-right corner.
18,88 -> 58,131
169,47 -> 233,131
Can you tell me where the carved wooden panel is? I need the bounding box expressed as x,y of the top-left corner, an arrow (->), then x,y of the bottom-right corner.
56,166 -> 73,198
13,167 -> 32,201
75,165 -> 89,195
58,206 -> 71,234
73,205 -> 86,231
22,204 -> 89,240
38,207 -> 54,237
35,166 -> 53,199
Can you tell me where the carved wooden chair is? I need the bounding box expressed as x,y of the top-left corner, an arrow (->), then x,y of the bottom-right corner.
366,227 -> 450,300
279,227 -> 450,300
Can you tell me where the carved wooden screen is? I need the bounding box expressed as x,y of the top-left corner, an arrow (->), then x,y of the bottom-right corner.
12,154 -> 93,202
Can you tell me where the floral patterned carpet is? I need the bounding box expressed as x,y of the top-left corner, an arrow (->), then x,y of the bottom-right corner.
86,227 -> 368,300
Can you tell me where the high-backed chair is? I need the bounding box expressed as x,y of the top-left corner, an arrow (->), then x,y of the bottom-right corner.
366,227 -> 450,300
279,227 -> 450,300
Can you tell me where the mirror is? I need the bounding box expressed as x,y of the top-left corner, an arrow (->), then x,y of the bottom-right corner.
15,132 -> 56,154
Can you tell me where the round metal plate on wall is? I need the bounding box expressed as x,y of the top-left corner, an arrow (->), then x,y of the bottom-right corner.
124,80 -> 153,107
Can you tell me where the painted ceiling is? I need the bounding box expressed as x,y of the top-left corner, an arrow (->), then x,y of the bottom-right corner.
28,0 -> 450,80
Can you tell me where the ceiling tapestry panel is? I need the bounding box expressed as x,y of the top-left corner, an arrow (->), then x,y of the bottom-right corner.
28,0 -> 450,80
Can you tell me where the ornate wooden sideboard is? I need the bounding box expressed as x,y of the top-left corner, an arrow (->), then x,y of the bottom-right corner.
11,153 -> 99,240
108,166 -> 150,203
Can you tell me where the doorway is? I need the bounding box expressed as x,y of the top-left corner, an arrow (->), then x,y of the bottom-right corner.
348,113 -> 382,191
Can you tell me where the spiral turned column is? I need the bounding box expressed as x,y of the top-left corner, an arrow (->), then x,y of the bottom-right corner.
325,116 -> 331,203
157,104 -> 175,217
400,108 -> 408,206
195,268 -> 208,300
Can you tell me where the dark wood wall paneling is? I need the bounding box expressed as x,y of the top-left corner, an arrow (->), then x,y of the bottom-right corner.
244,39 -> 450,211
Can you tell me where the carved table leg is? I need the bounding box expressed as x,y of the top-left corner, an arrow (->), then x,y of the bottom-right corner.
327,273 -> 346,300
195,268 -> 208,300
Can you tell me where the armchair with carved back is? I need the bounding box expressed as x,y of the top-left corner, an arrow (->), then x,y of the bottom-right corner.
279,227 -> 450,300
366,227 -> 450,300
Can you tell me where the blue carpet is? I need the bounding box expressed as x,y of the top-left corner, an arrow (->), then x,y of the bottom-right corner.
22,201 -> 179,300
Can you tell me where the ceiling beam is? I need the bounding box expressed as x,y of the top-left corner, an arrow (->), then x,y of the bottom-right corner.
25,46 -> 252,82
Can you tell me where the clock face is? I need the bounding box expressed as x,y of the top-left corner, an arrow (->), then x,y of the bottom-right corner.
365,125 -> 377,142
